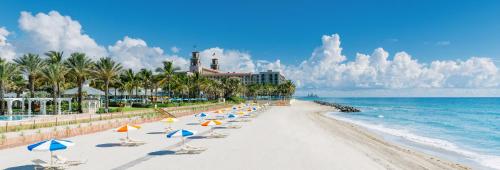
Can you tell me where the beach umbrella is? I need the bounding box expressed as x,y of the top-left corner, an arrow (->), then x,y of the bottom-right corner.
166,129 -> 197,145
201,120 -> 222,126
115,124 -> 141,139
195,112 -> 208,118
161,117 -> 179,129
227,113 -> 238,119
161,117 -> 179,123
27,139 -> 75,165
214,110 -> 224,114
237,111 -> 246,115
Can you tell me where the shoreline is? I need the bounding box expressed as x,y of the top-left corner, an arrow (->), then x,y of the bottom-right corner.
307,100 -> 470,170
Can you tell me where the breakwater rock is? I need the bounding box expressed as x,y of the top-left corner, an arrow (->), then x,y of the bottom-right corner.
314,100 -> 361,112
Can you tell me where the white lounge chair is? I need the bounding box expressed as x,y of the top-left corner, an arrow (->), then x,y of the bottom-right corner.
52,155 -> 87,166
165,127 -> 175,133
120,138 -> 146,146
207,131 -> 228,138
225,124 -> 242,129
32,159 -> 65,170
176,144 -> 207,154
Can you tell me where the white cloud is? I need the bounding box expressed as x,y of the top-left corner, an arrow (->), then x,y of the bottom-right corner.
199,47 -> 256,73
17,11 -> 107,58
170,46 -> 180,53
0,27 -> 16,61
108,36 -> 189,71
284,34 -> 500,90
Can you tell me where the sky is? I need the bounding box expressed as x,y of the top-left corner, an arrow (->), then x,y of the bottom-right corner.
1,0 -> 500,96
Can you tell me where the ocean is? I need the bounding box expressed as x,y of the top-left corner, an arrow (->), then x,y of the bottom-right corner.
300,97 -> 500,170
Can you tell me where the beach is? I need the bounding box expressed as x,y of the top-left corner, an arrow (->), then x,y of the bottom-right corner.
0,100 -> 468,170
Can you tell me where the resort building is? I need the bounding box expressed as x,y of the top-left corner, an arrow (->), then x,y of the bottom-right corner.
188,51 -> 286,85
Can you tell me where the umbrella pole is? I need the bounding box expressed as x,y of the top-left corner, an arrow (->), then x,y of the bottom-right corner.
127,131 -> 129,139
50,151 -> 53,166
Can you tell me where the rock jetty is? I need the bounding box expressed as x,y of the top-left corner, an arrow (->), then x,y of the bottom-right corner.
314,100 -> 361,112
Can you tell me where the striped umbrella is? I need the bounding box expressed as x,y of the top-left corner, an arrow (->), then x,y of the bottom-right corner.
227,113 -> 238,119
115,124 -> 141,139
166,129 -> 197,145
27,139 -> 75,165
201,120 -> 222,126
195,112 -> 208,118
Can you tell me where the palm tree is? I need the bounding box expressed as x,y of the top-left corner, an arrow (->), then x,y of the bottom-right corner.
93,57 -> 123,113
14,53 -> 44,98
156,61 -> 179,98
137,69 -> 153,103
44,51 -> 64,65
221,77 -> 242,99
0,59 -> 20,114
44,51 -> 65,97
41,64 -> 67,114
120,69 -> 139,102
65,53 -> 94,113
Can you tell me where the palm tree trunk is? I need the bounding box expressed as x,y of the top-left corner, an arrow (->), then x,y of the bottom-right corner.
29,75 -> 34,98
0,81 -> 4,114
52,84 -> 57,114
77,79 -> 83,113
105,80 -> 110,113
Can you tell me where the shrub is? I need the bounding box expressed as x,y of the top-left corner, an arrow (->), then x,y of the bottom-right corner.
131,103 -> 153,108
227,96 -> 246,103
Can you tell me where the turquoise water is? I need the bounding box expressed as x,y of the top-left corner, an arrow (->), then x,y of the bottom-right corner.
301,97 -> 500,170
0,115 -> 34,121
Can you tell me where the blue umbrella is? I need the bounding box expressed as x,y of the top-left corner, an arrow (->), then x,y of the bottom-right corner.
227,113 -> 238,119
167,129 -> 197,145
27,139 -> 75,165
28,139 -> 74,152
195,112 -> 208,118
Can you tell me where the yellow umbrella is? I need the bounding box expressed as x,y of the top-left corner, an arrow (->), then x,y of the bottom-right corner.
161,117 -> 179,123
161,117 -> 178,130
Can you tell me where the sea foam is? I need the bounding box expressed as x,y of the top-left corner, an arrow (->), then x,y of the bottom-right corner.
326,112 -> 500,170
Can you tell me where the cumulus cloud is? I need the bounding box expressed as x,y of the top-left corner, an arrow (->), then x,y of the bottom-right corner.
108,36 -> 189,71
17,11 -> 107,58
285,34 -> 500,90
199,47 -> 256,73
170,46 -> 180,53
0,27 -> 16,61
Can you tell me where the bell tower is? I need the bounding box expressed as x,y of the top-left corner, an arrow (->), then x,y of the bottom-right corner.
210,58 -> 219,70
190,51 -> 202,74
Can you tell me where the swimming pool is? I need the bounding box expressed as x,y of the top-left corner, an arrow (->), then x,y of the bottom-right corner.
0,115 -> 35,121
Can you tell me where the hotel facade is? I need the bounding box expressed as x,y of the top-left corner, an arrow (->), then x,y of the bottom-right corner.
187,51 -> 286,85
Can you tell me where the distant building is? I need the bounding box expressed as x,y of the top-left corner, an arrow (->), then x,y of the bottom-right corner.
187,51 -> 286,85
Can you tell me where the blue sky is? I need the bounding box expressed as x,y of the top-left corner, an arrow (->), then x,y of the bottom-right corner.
1,0 -> 500,96
1,0 -> 499,64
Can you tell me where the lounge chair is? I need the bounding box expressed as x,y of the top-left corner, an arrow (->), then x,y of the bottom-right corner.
165,127 -> 175,133
225,124 -> 242,129
238,118 -> 252,122
207,131 -> 228,138
32,159 -> 65,170
175,144 -> 207,154
120,138 -> 146,146
52,155 -> 87,166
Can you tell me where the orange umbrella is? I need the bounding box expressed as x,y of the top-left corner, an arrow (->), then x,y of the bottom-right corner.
115,124 -> 141,139
201,120 -> 222,126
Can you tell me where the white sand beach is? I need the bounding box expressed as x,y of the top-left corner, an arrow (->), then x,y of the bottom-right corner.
0,100 -> 468,170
